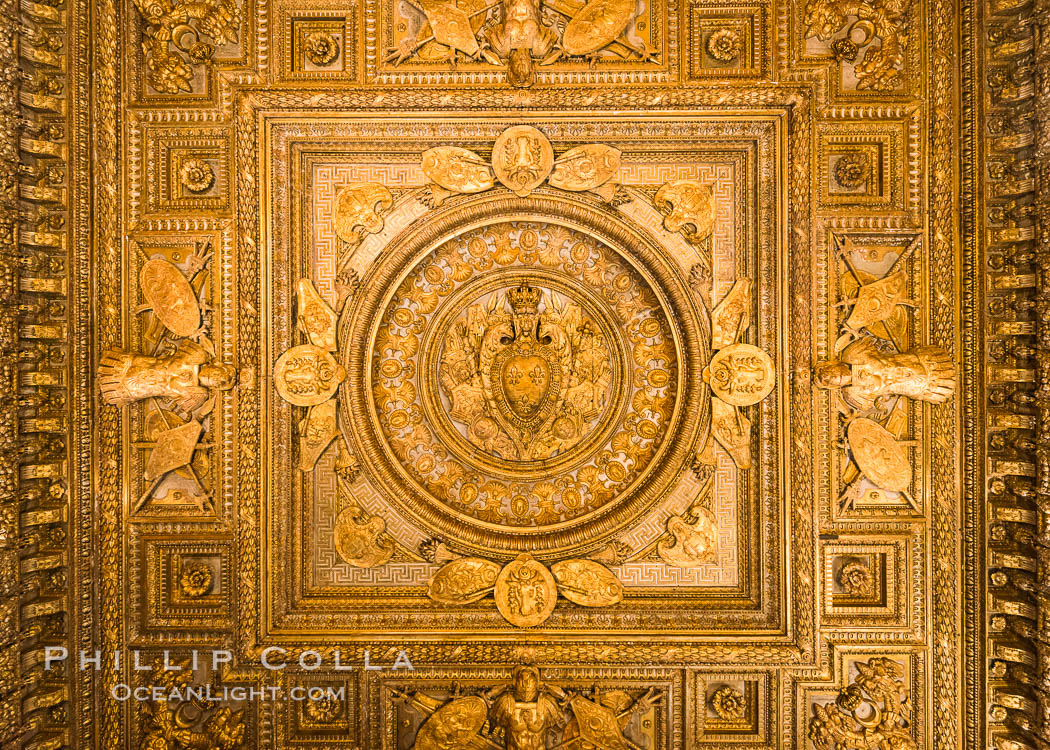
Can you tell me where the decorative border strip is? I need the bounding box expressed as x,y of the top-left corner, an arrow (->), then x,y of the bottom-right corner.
982,0 -> 1047,747
2,0 -> 76,742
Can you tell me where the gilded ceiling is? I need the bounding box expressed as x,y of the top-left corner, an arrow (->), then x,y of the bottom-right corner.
0,0 -> 1042,747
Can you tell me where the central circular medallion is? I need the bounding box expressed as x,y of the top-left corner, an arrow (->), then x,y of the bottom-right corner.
340,194 -> 709,558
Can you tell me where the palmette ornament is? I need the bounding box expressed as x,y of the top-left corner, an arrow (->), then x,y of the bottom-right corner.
550,559 -> 623,607
427,557 -> 501,605
494,553 -> 558,627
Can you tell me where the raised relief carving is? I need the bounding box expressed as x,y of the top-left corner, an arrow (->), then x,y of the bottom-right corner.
333,509 -> 395,568
372,221 -> 679,529
814,338 -> 955,411
809,658 -> 914,750
389,0 -> 653,86
803,0 -> 910,91
141,662 -> 246,748
100,341 -> 235,415
100,252 -> 235,511
132,0 -> 242,93
654,180 -> 715,245
441,280 -> 611,460
657,511 -> 718,568
494,553 -> 559,627
332,182 -> 394,271
401,665 -> 658,749
420,126 -> 621,204
274,279 -> 348,472
492,125 -> 555,196
818,237 -> 950,505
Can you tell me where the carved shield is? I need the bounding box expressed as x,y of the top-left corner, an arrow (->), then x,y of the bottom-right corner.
847,418 -> 912,493
145,419 -> 202,480
421,146 -> 494,193
489,339 -> 563,446
140,258 -> 201,337
419,1 -> 480,55
844,269 -> 909,334
551,559 -> 623,607
549,144 -> 621,191
494,554 -> 558,627
566,696 -> 633,750
412,696 -> 488,750
427,557 -> 500,605
562,0 -> 636,56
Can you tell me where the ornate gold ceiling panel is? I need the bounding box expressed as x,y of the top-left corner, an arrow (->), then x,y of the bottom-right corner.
0,0 -> 1041,746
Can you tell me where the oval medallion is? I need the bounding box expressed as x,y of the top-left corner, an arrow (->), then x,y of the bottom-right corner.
494,553 -> 558,627
551,559 -> 623,607
274,344 -> 346,406
427,557 -> 501,605
491,126 -> 554,197
704,343 -> 776,407
562,0 -> 635,56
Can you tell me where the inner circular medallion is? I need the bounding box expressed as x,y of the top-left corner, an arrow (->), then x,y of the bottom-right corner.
419,268 -> 630,480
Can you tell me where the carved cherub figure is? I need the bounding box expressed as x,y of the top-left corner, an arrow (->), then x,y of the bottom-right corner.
99,340 -> 236,418
814,337 -> 955,412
